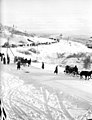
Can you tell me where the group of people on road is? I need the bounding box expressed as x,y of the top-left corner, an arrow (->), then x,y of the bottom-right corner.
15,56 -> 32,70
0,53 -> 10,65
0,52 -> 59,74
16,57 -> 58,74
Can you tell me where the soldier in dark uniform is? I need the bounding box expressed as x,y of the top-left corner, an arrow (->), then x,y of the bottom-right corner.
42,62 -> 44,69
17,60 -> 21,70
74,65 -> 78,75
0,53 -> 4,61
7,54 -> 10,64
0,99 -> 1,118
3,56 -> 6,64
54,65 -> 58,74
28,58 -> 31,67
1,55 -> 3,61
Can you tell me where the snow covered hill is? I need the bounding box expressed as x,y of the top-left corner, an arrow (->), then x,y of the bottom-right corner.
0,24 -> 92,70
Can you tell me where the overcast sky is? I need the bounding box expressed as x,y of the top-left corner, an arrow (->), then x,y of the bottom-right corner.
1,0 -> 92,35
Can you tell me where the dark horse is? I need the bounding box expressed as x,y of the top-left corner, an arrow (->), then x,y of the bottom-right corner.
14,56 -> 31,66
64,65 -> 79,75
80,70 -> 92,80
14,56 -> 27,66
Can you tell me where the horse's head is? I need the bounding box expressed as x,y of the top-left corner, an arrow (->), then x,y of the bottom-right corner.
90,70 -> 92,74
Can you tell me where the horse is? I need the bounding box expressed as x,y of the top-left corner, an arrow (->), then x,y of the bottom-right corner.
20,58 -> 28,66
80,70 -> 92,80
14,57 -> 28,66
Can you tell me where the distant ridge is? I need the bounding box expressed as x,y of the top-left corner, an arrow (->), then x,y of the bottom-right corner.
0,23 -> 91,45
0,23 -> 35,37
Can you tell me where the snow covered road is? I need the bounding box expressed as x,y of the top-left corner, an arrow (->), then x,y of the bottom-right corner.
1,63 -> 92,120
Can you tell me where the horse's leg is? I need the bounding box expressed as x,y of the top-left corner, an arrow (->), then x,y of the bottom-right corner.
73,71 -> 75,77
80,75 -> 82,79
90,75 -> 91,79
23,62 -> 26,66
76,72 -> 79,77
88,75 -> 91,80
85,76 -> 87,80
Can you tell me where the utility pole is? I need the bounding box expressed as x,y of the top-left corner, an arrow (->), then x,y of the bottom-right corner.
36,41 -> 38,61
6,25 -> 15,57
6,37 -> 9,55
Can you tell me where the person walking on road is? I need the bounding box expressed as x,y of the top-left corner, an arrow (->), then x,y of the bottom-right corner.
7,54 -> 10,64
28,58 -> 31,67
3,56 -> 6,64
54,65 -> 58,74
17,60 -> 21,70
42,62 -> 44,69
